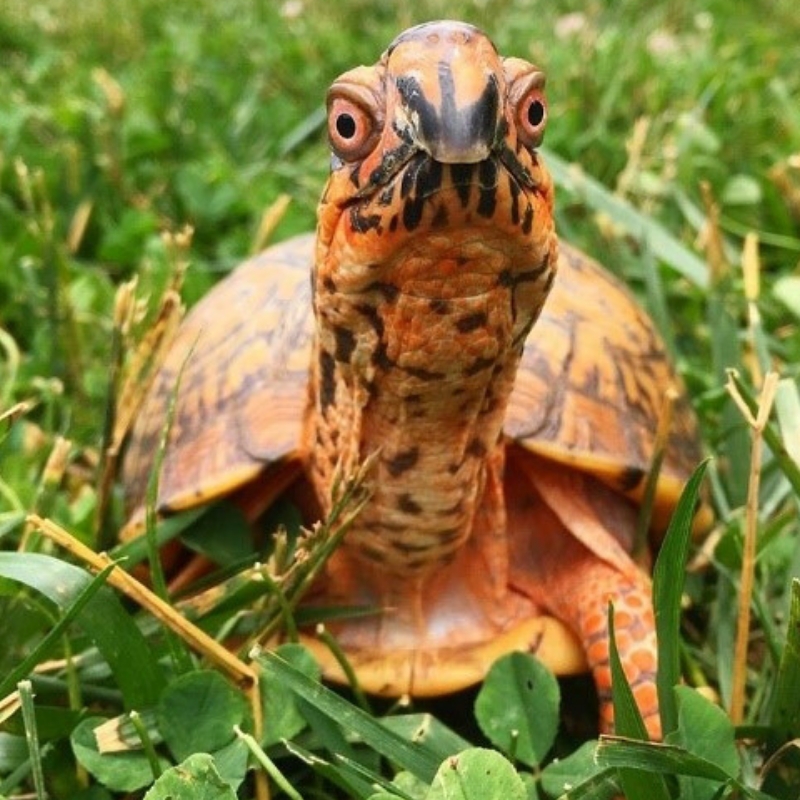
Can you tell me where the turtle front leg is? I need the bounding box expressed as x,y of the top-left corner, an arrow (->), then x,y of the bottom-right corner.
541,553 -> 660,738
507,451 -> 661,738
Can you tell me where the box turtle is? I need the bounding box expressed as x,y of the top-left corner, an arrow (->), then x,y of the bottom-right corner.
123,21 -> 708,737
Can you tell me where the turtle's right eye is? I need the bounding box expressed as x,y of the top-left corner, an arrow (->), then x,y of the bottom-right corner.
328,96 -> 377,161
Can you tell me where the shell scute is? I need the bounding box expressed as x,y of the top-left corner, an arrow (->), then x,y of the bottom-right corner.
122,235 -> 315,534
506,242 -> 702,508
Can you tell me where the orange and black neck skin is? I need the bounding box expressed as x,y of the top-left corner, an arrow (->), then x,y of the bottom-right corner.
305,21 -> 559,577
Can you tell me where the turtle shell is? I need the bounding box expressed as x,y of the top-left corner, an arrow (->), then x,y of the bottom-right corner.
122,232 -> 705,539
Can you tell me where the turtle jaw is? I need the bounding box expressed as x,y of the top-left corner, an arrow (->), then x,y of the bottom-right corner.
317,149 -> 556,302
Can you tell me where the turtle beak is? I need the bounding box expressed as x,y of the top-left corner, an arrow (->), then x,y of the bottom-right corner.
394,64 -> 503,164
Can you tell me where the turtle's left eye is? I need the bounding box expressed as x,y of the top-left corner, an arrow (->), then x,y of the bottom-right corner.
328,96 -> 377,161
516,87 -> 547,149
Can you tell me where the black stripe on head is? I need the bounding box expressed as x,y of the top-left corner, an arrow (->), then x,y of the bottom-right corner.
403,196 -> 425,231
471,76 -> 500,148
450,163 -> 473,207
396,75 -> 441,145
476,158 -> 498,217
415,158 -> 443,199
521,204 -> 534,234
508,173 -> 520,225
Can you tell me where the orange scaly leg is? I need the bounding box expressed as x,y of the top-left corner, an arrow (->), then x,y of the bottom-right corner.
539,552 -> 660,738
507,450 -> 661,738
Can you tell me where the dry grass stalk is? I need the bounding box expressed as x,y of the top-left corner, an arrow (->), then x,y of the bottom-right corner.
615,116 -> 651,199
700,181 -> 729,282
0,690 -> 21,725
27,513 -> 257,687
67,200 -> 93,254
252,193 -> 291,254
27,512 -> 266,793
18,436 -> 72,552
725,369 -> 779,725
113,290 -> 183,447
742,232 -> 764,388
112,226 -> 193,449
0,400 -> 35,430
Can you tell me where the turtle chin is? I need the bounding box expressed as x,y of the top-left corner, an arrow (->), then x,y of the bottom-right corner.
319,152 -> 556,306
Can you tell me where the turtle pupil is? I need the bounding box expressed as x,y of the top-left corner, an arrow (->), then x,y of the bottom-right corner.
527,100 -> 544,127
336,113 -> 357,139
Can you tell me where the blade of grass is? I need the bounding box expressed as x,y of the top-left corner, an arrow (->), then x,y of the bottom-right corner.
0,562 -> 115,697
542,148 -> 708,287
314,624 -> 372,714
296,693 -> 360,762
17,681 -> 45,800
26,515 -> 256,687
774,379 -> 800,475
143,342 -> 196,674
278,105 -> 326,156
258,652 -> 440,783
770,579 -> 800,745
652,459 -> 710,735
129,710 -> 162,780
634,388 -> 678,560
95,278 -> 138,548
332,750 -> 422,800
380,714 -> 471,762
235,726 -> 304,800
0,744 -> 53,798
30,675 -> 121,705
639,244 -> 678,360
0,552 -> 164,708
282,738 -> 382,800
109,507 -> 207,569
547,767 -> 621,800
596,737 -> 728,781
607,603 -> 671,800
708,290 -> 750,507
596,738 -> 774,799
0,327 -> 22,409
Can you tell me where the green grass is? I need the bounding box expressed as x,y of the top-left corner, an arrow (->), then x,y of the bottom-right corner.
1,0 -> 800,797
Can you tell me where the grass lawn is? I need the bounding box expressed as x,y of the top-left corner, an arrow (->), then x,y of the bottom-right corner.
1,0 -> 800,797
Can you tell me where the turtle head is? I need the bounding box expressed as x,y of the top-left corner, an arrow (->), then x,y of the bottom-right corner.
316,20 -> 557,304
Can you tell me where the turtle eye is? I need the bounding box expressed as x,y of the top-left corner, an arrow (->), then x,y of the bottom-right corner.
328,96 -> 377,161
516,87 -> 547,149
